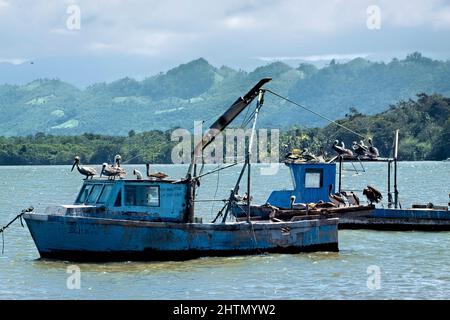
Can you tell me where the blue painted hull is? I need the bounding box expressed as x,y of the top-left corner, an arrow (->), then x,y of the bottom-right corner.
24,213 -> 339,261
339,208 -> 450,231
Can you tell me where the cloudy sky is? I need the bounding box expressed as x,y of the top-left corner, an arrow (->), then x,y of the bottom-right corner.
1,0 -> 449,86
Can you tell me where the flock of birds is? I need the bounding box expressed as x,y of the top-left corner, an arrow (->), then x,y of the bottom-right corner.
283,184 -> 383,212
285,138 -> 380,162
332,138 -> 379,159
70,155 -> 169,180
328,184 -> 383,207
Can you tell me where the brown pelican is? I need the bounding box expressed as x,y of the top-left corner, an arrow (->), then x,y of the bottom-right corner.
363,185 -> 383,204
328,184 -> 346,207
352,141 -> 368,157
71,156 -> 97,179
289,195 -> 307,210
301,148 -> 318,162
332,140 -> 353,157
341,191 -> 360,206
367,138 -> 379,158
133,169 -> 143,180
313,200 -> 337,209
101,155 -> 126,179
146,164 -> 168,180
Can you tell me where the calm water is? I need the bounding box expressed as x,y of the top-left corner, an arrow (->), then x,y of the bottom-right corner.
0,162 -> 449,299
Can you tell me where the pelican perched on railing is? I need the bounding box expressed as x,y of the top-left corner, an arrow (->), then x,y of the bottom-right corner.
332,140 -> 353,157
367,138 -> 380,159
352,141 -> 368,157
146,164 -> 168,180
100,155 -> 126,179
71,156 -> 97,179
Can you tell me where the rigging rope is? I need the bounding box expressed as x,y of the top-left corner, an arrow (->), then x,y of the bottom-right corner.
265,89 -> 367,140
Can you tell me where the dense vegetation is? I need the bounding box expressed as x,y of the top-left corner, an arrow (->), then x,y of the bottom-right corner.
1,93 -> 448,165
282,93 -> 450,161
1,53 -> 450,136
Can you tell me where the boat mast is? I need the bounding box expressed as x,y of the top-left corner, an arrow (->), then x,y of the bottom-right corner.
184,78 -> 272,223
246,90 -> 265,222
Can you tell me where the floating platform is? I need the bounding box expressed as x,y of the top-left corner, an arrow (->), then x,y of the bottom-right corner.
338,207 -> 450,231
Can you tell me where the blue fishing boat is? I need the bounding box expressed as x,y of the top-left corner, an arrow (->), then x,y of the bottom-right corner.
232,137 -> 450,231
22,78 -> 339,261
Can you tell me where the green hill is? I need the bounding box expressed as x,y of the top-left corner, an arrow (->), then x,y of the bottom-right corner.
0,93 -> 449,165
1,52 -> 450,136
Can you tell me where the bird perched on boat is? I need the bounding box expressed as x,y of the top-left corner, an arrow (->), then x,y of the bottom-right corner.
101,163 -> 126,179
341,191 -> 360,206
289,195 -> 307,210
146,163 -> 168,180
101,155 -> 126,179
363,185 -> 383,204
313,200 -> 337,209
328,184 -> 346,207
301,148 -> 318,162
332,140 -> 354,158
71,156 -> 97,179
285,148 -> 302,161
133,169 -> 143,180
366,138 -> 380,159
352,141 -> 368,157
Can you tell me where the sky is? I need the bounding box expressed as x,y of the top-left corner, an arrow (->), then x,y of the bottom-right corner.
0,0 -> 450,86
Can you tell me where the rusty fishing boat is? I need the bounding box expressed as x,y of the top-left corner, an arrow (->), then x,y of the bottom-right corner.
21,78 -> 338,261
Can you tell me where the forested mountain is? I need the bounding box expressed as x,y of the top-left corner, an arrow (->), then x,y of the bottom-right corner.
1,93 -> 448,165
1,53 -> 450,136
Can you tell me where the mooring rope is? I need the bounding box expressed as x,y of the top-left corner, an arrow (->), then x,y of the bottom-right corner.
0,206 -> 33,254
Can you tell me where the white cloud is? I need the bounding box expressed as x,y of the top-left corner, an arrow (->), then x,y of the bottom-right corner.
0,0 -> 449,69
257,53 -> 370,62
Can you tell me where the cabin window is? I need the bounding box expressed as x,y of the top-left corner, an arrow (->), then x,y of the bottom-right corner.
114,190 -> 122,207
76,184 -> 94,203
124,185 -> 160,207
87,184 -> 103,203
97,185 -> 113,204
304,169 -> 323,188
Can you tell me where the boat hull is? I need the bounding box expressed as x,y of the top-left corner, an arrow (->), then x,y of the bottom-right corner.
339,208 -> 450,231
24,213 -> 338,261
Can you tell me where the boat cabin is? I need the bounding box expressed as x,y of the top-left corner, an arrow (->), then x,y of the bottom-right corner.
266,162 -> 336,208
73,178 -> 189,222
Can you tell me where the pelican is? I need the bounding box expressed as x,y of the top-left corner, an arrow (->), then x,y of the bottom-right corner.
133,169 -> 143,180
301,148 -> 318,162
341,191 -> 360,206
367,138 -> 379,158
289,195 -> 307,210
352,141 -> 368,157
328,184 -> 346,207
313,200 -> 337,209
332,140 -> 353,157
101,155 -> 126,179
146,164 -> 168,180
363,185 -> 383,204
71,156 -> 97,179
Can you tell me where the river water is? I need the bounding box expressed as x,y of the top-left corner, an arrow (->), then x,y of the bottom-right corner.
0,162 -> 449,299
